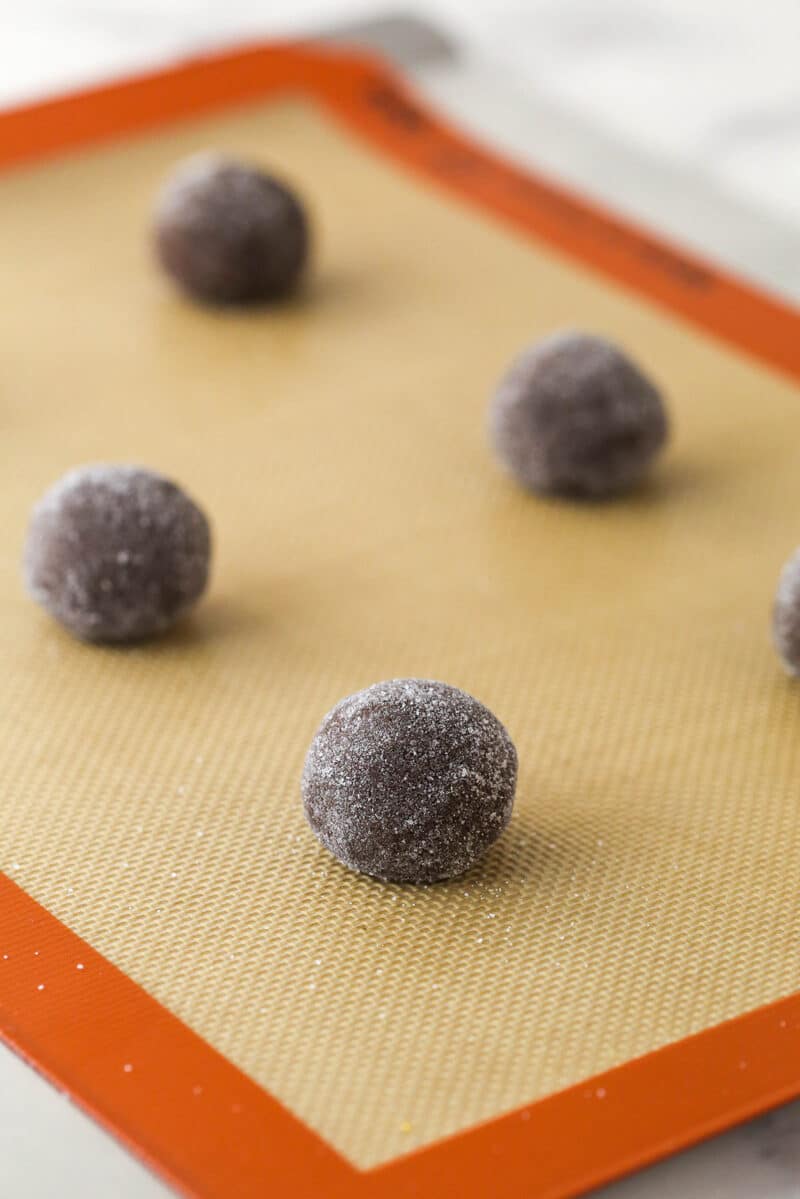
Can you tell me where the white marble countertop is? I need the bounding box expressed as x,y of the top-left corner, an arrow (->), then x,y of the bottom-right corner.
1,3 -> 799,1197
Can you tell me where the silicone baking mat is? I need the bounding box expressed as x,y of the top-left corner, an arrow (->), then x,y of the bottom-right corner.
1,41 -> 800,1199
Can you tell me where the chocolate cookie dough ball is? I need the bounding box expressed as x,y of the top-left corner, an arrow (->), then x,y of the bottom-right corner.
302,679 -> 517,884
153,153 -> 309,305
24,465 -> 211,643
773,549 -> 800,674
488,330 -> 669,499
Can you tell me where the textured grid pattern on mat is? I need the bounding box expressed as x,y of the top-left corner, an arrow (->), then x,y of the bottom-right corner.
0,99 -> 799,1168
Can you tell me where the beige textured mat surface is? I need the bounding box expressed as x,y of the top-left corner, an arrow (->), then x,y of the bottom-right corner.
1,97 -> 799,1168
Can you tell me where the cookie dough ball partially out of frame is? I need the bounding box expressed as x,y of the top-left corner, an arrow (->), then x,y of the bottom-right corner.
489,330 -> 669,499
302,678 -> 518,884
24,465 -> 211,643
153,153 -> 310,305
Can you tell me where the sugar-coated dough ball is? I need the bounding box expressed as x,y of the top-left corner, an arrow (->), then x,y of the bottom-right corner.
488,330 -> 669,499
302,679 -> 517,884
773,549 -> 800,674
153,153 -> 309,305
24,465 -> 211,643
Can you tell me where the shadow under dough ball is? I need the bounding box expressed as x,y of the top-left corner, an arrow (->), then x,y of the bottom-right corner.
489,330 -> 669,499
153,153 -> 309,305
773,549 -> 800,674
302,679 -> 518,884
24,465 -> 211,643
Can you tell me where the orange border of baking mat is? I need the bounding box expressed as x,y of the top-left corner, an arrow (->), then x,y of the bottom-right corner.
2,41 -> 800,1199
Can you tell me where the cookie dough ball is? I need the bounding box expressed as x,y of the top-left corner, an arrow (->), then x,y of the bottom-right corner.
302,679 -> 517,884
773,549 -> 800,674
153,153 -> 309,305
488,330 -> 669,499
24,465 -> 211,643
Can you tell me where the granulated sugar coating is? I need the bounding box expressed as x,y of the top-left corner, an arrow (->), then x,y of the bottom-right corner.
153,153 -> 309,305
773,549 -> 800,674
488,329 -> 669,499
24,465 -> 211,643
302,679 -> 518,884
